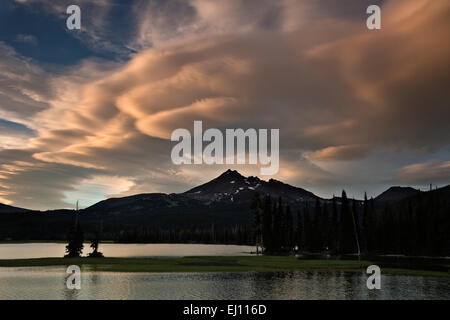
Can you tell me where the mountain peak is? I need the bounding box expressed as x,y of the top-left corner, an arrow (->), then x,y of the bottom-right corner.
184,169 -> 317,203
218,169 -> 244,179
375,186 -> 420,202
184,169 -> 255,201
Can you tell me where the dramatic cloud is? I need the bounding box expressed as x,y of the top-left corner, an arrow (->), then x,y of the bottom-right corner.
395,161 -> 450,185
0,42 -> 51,123
310,145 -> 371,161
0,0 -> 448,209
306,0 -> 450,152
0,118 -> 36,149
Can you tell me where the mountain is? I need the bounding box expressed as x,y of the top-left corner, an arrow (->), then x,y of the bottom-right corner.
80,169 -> 319,231
0,170 -> 320,240
0,170 -> 448,241
184,169 -> 317,204
0,203 -> 29,214
375,186 -> 421,202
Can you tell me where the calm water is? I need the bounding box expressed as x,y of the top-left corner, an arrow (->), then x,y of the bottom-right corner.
0,243 -> 449,300
0,267 -> 449,300
0,243 -> 254,259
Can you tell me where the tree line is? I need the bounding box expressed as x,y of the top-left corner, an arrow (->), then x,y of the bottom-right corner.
251,188 -> 449,256
64,186 -> 449,257
117,225 -> 253,245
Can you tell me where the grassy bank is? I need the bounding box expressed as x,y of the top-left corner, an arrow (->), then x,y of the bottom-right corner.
0,256 -> 449,277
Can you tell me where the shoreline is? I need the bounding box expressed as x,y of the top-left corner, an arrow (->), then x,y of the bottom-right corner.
0,256 -> 449,278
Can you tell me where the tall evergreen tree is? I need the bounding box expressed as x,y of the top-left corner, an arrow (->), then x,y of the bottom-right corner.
331,196 -> 339,253
369,197 -> 376,252
322,201 -> 330,250
65,212 -> 84,258
362,192 -> 369,253
296,210 -> 304,251
285,205 -> 294,252
88,231 -> 104,258
272,197 -> 283,252
251,193 -> 262,252
261,195 -> 273,252
303,204 -> 312,251
351,198 -> 361,257
312,198 -> 322,251
406,199 -> 415,254
340,190 -> 356,254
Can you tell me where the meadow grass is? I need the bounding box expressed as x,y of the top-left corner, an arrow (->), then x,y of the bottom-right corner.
0,256 -> 448,277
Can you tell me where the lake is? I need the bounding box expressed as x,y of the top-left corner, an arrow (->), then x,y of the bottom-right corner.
0,243 -> 254,259
0,243 -> 449,300
0,267 -> 449,299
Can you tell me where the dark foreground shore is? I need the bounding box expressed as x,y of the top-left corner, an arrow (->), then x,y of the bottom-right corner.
0,256 -> 449,277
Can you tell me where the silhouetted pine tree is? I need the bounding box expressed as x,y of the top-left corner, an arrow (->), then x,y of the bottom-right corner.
312,198 -> 322,251
261,195 -> 273,252
340,190 -> 356,254
304,204 -> 312,251
251,192 -> 262,250
331,196 -> 339,253
351,198 -> 361,257
322,201 -> 330,250
88,230 -> 104,258
284,205 -> 294,252
65,213 -> 84,258
296,210 -> 304,251
272,197 -> 283,252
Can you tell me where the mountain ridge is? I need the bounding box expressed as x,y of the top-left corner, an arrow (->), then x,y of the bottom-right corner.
375,186 -> 421,202
0,203 -> 30,214
183,169 -> 318,204
0,170 -> 448,241
0,170 -> 445,212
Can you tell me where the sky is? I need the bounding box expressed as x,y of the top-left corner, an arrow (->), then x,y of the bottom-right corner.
0,0 -> 449,210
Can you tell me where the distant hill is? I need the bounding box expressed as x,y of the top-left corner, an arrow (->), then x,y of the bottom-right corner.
375,186 -> 420,202
0,203 -> 29,214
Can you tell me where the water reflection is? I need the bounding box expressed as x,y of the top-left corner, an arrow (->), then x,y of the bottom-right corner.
0,243 -> 254,259
3,267 -> 448,300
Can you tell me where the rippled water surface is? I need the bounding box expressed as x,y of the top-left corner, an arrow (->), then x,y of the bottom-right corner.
1,267 -> 449,300
1,244 -> 449,300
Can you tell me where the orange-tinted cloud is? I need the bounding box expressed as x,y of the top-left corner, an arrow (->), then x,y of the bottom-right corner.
395,161 -> 450,185
0,0 -> 448,208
